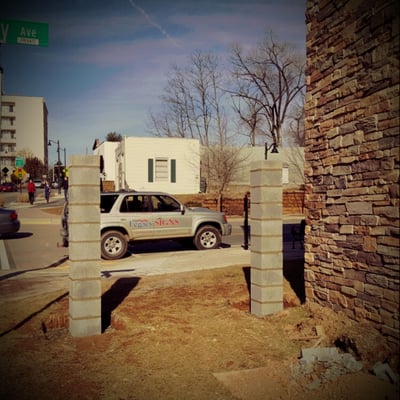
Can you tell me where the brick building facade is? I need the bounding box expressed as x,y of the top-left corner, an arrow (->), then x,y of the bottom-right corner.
304,0 -> 399,344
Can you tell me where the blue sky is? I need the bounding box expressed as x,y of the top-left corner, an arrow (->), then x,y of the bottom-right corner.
1,0 -> 306,163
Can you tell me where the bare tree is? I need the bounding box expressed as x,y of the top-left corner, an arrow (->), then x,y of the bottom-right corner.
16,148 -> 34,161
229,32 -> 306,147
149,51 -> 220,146
286,95 -> 305,146
232,93 -> 266,146
24,156 -> 47,180
148,51 -> 246,195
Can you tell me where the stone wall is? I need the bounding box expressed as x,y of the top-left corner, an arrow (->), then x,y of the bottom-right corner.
176,189 -> 304,216
305,0 -> 399,344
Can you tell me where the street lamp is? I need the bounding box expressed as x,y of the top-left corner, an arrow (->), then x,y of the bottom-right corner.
264,142 -> 279,160
48,139 -> 66,192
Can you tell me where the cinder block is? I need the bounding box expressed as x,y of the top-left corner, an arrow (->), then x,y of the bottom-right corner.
70,168 -> 100,186
69,155 -> 100,167
69,223 -> 100,242
69,262 -> 101,279
251,203 -> 283,219
69,242 -> 101,261
251,251 -> 283,269
372,361 -> 399,384
251,268 -> 283,286
251,235 -> 282,252
69,298 -> 101,319
69,205 -> 100,223
69,187 -> 100,204
251,284 -> 283,302
251,299 -> 283,316
69,279 -> 101,299
301,347 -> 339,362
69,317 -> 101,337
251,187 -> 283,203
251,219 -> 282,236
253,171 -> 282,186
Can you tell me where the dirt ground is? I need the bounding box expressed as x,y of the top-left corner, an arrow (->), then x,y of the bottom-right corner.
0,264 -> 399,400
0,205 -> 398,399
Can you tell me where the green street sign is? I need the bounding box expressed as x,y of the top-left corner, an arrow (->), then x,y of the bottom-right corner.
0,19 -> 48,47
15,157 -> 25,167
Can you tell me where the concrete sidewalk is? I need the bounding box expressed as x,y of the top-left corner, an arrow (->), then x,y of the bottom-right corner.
0,237 -> 303,318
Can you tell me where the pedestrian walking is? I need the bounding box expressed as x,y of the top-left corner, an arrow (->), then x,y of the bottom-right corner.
62,176 -> 69,201
44,180 -> 51,204
27,179 -> 36,205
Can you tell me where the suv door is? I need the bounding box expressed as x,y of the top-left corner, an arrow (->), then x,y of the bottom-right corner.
118,194 -> 154,240
148,194 -> 192,238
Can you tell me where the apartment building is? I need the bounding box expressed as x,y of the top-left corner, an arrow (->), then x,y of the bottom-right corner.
0,93 -> 48,174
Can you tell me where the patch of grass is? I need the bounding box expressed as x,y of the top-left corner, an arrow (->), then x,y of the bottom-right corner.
42,207 -> 63,215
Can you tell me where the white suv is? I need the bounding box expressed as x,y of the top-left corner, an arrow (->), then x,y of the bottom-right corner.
33,179 -> 43,188
61,191 -> 232,260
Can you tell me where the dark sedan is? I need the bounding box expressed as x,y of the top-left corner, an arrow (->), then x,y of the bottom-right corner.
0,208 -> 20,235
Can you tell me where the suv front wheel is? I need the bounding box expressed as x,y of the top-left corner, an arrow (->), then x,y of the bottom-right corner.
193,225 -> 221,250
101,230 -> 128,260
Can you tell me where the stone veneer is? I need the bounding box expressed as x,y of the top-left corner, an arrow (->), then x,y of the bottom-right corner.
304,0 -> 399,344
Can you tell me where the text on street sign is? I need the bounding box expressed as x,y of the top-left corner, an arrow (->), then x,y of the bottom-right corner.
0,19 -> 49,47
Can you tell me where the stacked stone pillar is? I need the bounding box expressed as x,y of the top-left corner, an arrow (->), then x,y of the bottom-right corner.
250,160 -> 283,316
69,155 -> 101,337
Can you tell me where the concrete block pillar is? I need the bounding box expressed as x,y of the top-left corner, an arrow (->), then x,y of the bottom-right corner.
250,160 -> 283,316
68,155 -> 101,337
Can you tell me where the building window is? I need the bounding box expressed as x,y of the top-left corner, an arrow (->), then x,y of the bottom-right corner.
148,158 -> 177,183
155,158 -> 168,182
2,117 -> 15,126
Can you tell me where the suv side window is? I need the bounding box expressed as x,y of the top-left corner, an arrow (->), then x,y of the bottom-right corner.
101,194 -> 119,213
150,194 -> 181,212
120,194 -> 149,213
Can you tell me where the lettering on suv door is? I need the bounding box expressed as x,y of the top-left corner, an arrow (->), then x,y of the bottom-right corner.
149,194 -> 191,237
119,194 -> 153,239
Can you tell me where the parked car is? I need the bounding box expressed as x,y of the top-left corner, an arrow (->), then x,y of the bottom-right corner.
0,182 -> 18,192
0,208 -> 20,235
33,179 -> 43,188
61,190 -> 232,260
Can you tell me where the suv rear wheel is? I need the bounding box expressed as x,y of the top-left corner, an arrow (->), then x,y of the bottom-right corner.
101,230 -> 128,260
193,225 -> 221,250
